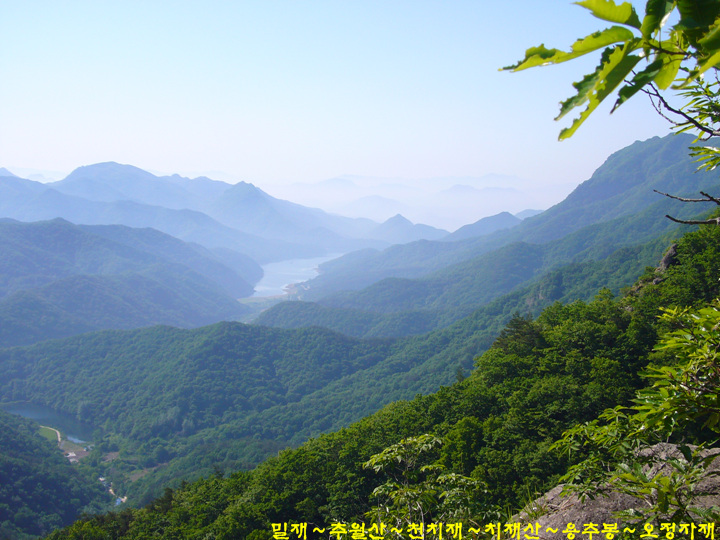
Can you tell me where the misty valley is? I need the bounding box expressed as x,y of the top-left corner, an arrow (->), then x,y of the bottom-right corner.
3,133 -> 720,538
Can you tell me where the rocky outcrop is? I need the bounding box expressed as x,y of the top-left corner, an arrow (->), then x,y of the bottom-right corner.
515,444 -> 720,539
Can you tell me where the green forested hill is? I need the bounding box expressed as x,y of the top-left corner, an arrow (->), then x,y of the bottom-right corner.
296,134 -> 715,301
0,218 -> 258,298
0,219 -> 257,347
0,409 -> 110,539
0,271 -> 251,347
0,323 -> 394,440
0,323 -> 396,505
0,226 -> 670,513
45,214 -> 720,539
256,235 -> 669,338
255,182 -> 705,336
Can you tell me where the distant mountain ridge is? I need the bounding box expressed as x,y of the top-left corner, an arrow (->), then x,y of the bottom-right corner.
445,211 -> 521,241
291,134 -> 712,301
256,134 -> 720,335
0,163 -> 455,267
366,214 -> 448,243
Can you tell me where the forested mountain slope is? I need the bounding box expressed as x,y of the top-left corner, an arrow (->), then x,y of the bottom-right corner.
296,134 -> 712,300
0,409 -> 110,539
0,225 -> 673,511
46,211 -> 720,540
257,170 -> 718,336
257,234 -> 669,338
444,211 -> 521,241
0,324 -> 397,505
0,219 -> 256,347
0,218 -> 259,297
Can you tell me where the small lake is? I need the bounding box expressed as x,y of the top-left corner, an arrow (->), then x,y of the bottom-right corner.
1,402 -> 96,443
252,253 -> 342,297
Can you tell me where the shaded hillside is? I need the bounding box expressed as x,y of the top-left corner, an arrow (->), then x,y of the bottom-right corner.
45,209 -> 720,540
297,134 -> 713,300
0,409 -> 110,539
256,234 -> 669,338
445,211 -> 521,241
256,182 -> 717,335
84,223 -> 263,295
0,271 -> 251,348
0,219 -> 254,347
0,218 -> 256,298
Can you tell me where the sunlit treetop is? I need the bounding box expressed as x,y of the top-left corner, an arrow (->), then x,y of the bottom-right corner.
504,0 -> 720,169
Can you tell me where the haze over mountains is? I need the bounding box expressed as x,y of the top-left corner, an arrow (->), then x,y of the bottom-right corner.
0,163 -> 389,264
0,134 -> 711,349
256,134 -> 720,335
263,172 -> 573,230
0,160 -> 532,346
3,133 -> 719,538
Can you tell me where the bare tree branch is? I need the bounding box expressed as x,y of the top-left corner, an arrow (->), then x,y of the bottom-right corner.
700,191 -> 720,205
642,84 -> 720,139
665,215 -> 720,226
655,190 -> 720,225
654,190 -> 720,204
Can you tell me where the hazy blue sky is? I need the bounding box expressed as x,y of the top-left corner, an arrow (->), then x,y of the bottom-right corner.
1,1 -> 672,190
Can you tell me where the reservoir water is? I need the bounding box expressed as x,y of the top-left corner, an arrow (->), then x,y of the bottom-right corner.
1,402 -> 96,442
252,254 -> 341,297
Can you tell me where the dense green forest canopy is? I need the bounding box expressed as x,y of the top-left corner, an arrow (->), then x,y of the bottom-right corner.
43,209 -> 720,538
0,214 -> 677,517
0,409 -> 110,539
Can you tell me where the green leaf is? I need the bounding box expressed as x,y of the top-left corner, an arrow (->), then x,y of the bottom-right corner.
698,49 -> 720,74
677,0 -> 720,29
641,0 -> 676,39
502,27 -> 636,72
690,145 -> 720,171
613,58 -> 665,111
679,445 -> 693,462
558,42 -> 642,139
698,21 -> 720,51
654,52 -> 683,89
575,0 -> 642,29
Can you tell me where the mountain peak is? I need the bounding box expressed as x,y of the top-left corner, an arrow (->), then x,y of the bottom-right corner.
63,162 -> 158,182
384,214 -> 412,226
224,181 -> 267,200
0,167 -> 19,178
446,211 -> 522,241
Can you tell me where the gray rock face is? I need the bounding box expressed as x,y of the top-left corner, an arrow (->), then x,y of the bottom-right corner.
515,444 -> 720,539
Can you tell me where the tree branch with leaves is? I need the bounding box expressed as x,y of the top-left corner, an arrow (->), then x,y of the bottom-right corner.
503,0 -> 720,168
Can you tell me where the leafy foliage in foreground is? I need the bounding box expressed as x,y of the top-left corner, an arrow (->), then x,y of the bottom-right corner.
555,301 -> 720,526
504,0 -> 720,141
45,220 -> 720,538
